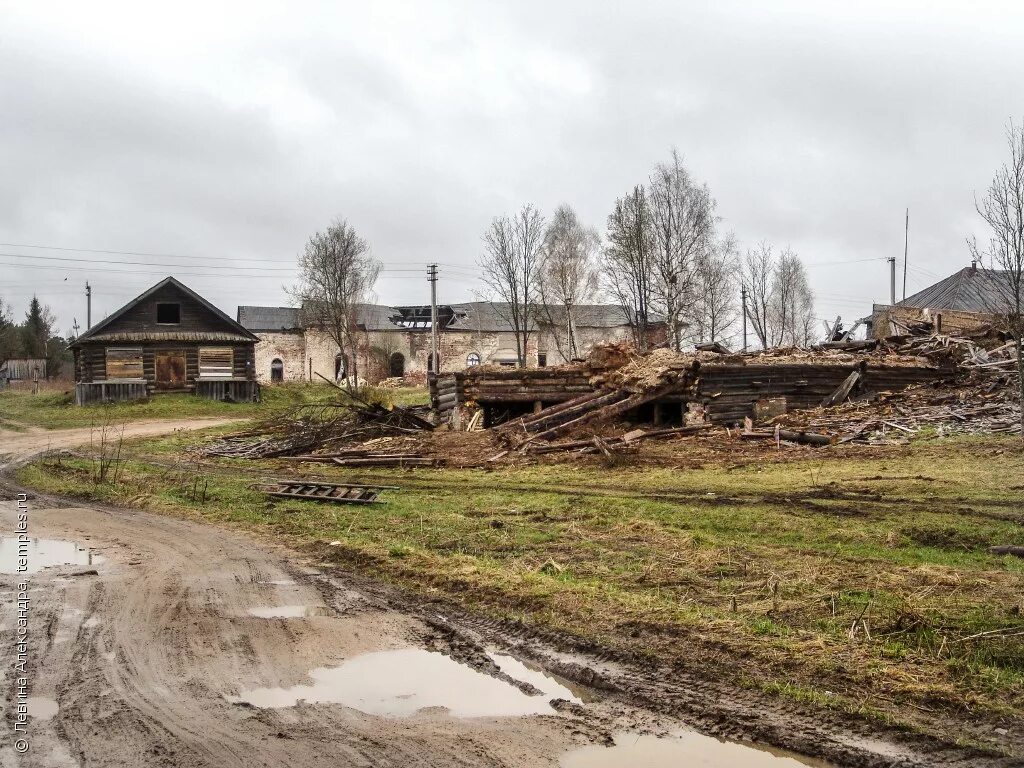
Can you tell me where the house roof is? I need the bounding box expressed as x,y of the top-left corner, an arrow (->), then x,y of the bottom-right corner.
71,277 -> 259,347
237,301 -> 651,334
898,266 -> 1011,313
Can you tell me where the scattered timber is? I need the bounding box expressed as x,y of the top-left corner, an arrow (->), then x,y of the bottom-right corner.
257,481 -> 392,505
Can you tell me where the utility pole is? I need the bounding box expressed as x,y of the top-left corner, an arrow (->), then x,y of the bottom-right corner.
71,318 -> 80,341
902,208 -> 909,301
86,282 -> 92,329
427,264 -> 439,375
740,286 -> 748,353
888,256 -> 896,305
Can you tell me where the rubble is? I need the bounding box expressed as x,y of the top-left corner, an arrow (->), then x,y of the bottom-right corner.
201,396 -> 434,459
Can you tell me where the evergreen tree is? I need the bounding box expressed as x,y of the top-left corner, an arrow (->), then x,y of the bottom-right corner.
20,296 -> 52,358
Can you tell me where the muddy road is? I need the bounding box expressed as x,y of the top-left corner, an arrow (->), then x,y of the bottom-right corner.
0,422 -> 1011,767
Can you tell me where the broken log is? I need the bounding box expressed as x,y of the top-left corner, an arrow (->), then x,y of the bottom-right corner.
821,370 -> 861,408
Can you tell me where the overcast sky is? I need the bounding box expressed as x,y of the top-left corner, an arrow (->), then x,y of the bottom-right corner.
2,1 -> 1023,338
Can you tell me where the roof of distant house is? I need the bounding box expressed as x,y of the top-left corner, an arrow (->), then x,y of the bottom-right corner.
898,266 -> 1011,313
237,302 -> 660,333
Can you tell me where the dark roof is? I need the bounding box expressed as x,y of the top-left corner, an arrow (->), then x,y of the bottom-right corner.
898,266 -> 1011,313
237,302 -> 647,334
71,277 -> 259,347
236,306 -> 301,331
78,331 -> 255,343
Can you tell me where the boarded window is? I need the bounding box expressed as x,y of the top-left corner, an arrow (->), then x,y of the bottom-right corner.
199,347 -> 234,378
105,348 -> 144,379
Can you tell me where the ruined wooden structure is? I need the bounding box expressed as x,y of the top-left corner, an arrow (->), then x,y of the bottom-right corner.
431,350 -> 953,430
70,277 -> 260,405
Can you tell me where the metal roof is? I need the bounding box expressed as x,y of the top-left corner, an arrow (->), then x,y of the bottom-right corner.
898,266 -> 1011,313
238,302 -> 646,334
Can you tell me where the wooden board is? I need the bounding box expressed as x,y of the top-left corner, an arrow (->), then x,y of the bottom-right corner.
105,347 -> 144,379
155,350 -> 187,389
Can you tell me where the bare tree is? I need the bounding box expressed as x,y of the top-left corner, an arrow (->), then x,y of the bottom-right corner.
771,249 -> 815,347
648,149 -> 716,351
969,120 -> 1024,437
691,233 -> 740,346
536,204 -> 601,361
741,243 -> 816,348
603,185 -> 657,352
292,218 -> 381,388
480,204 -> 546,367
742,241 -> 774,348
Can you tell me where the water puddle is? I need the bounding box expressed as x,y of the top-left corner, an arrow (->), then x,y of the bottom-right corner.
27,697 -> 58,721
247,605 -> 330,618
258,579 -> 296,586
228,648 -> 578,717
0,536 -> 104,574
561,731 -> 830,767
488,652 -> 592,703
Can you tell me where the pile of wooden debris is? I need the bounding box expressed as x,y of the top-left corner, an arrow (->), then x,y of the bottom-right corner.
778,334 -> 1021,443
201,396 -> 435,461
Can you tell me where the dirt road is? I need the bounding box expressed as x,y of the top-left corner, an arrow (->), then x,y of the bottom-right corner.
0,422 -> 1011,767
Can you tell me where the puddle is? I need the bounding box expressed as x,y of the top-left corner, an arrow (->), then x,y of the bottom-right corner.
0,536 -> 104,574
561,731 -> 830,768
488,652 -> 590,703
27,697 -> 58,721
228,648 -> 577,717
258,579 -> 296,586
247,605 -> 330,618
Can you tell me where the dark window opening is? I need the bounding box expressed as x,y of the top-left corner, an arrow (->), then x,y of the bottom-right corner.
270,358 -> 284,382
537,352 -> 548,367
466,352 -> 481,367
427,352 -> 439,373
389,352 -> 405,378
334,352 -> 348,380
156,303 -> 181,324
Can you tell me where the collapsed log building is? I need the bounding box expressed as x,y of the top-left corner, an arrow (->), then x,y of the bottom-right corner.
430,347 -> 954,431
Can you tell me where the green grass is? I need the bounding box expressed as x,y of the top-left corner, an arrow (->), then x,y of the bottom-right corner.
0,383 -> 429,429
14,433 -> 1024,751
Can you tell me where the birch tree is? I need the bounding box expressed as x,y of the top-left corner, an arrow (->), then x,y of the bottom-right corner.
691,233 -> 740,346
648,149 -> 716,351
603,186 -> 657,352
293,219 -> 381,388
536,204 -> 601,361
742,243 -> 816,349
480,204 -> 546,367
969,120 -> 1024,437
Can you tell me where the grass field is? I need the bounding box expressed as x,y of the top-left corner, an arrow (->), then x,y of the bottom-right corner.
0,383 -> 429,430
15,429 -> 1024,751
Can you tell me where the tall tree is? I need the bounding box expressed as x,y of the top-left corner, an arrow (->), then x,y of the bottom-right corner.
480,204 -> 546,367
536,204 -> 601,361
603,186 -> 656,352
0,297 -> 15,361
691,233 -> 740,346
20,296 -> 53,358
648,149 -> 716,351
741,242 -> 774,348
969,120 -> 1024,437
741,243 -> 816,348
292,218 -> 381,388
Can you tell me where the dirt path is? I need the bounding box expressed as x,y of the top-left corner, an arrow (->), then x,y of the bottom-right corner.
0,422 -> 1013,767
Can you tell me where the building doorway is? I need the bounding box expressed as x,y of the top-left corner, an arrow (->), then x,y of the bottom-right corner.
155,350 -> 187,390
389,352 -> 405,378
270,358 -> 283,382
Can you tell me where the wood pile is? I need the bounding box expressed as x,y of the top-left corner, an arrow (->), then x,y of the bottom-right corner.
201,398 -> 434,459
777,334 -> 1020,443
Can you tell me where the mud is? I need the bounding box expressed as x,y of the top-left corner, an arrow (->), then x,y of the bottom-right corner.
0,419 -> 1017,767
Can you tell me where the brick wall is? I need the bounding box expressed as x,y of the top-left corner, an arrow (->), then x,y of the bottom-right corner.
253,324 -> 656,384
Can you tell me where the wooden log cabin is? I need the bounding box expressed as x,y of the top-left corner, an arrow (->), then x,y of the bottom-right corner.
69,277 -> 260,405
